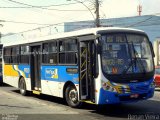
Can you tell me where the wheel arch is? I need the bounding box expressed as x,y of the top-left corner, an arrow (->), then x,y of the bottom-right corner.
18,76 -> 24,88
63,81 -> 75,99
18,75 -> 29,96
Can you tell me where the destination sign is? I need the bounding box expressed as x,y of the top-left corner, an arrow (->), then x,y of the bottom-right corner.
105,35 -> 142,43
66,68 -> 78,74
105,59 -> 124,65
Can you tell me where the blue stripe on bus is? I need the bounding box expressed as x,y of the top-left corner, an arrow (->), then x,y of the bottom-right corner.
16,65 -> 30,78
9,64 -> 79,84
41,65 -> 79,84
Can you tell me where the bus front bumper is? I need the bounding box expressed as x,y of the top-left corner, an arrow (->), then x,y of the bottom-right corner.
98,87 -> 154,104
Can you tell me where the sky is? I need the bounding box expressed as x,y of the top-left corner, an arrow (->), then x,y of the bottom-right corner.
0,0 -> 160,35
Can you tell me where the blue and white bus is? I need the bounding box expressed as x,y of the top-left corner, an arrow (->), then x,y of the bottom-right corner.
3,27 -> 155,107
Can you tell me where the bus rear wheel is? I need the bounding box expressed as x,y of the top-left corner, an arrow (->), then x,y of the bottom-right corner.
65,85 -> 81,108
19,78 -> 27,96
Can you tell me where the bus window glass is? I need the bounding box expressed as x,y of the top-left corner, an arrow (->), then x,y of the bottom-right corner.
49,42 -> 57,52
11,46 -> 19,64
100,34 -> 154,75
42,43 -> 49,63
48,42 -> 57,64
59,39 -> 77,64
4,48 -> 11,64
65,40 -> 77,51
20,46 -> 29,64
59,41 -> 65,52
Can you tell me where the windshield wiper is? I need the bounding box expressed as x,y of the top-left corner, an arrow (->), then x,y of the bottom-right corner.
122,42 -> 146,76
131,42 -> 146,74
122,58 -> 137,76
121,39 -> 135,76
136,58 -> 146,74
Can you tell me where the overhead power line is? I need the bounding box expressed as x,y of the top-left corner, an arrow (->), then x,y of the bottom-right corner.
126,14 -> 160,27
2,19 -> 94,37
126,16 -> 153,27
6,0 -> 80,7
4,0 -> 89,11
0,19 -> 95,26
0,19 -> 54,25
5,0 -> 89,7
2,14 -> 160,37
0,6 -> 89,11
2,22 -> 64,37
6,0 -> 66,7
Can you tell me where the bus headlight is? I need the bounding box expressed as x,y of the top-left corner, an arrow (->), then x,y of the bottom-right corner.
102,82 -> 116,92
111,87 -> 116,92
102,82 -> 109,90
150,81 -> 155,88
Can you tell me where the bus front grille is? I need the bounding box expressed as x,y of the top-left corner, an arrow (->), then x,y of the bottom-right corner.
117,85 -> 149,93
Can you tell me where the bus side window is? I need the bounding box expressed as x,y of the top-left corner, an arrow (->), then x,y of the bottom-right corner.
42,43 -> 49,63
4,47 -> 11,64
20,46 -> 30,64
59,39 -> 77,64
59,41 -> 64,52
11,46 -> 19,64
48,41 -> 57,64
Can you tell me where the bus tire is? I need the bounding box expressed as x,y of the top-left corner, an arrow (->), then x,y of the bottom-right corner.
65,84 -> 81,108
19,78 -> 27,96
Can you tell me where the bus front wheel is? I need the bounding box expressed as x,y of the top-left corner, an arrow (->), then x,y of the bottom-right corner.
19,78 -> 27,96
65,85 -> 81,108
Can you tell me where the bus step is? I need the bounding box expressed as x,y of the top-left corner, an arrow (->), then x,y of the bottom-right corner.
81,100 -> 95,104
32,90 -> 41,95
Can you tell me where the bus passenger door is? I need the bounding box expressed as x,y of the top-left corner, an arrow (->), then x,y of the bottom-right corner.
79,36 -> 96,102
30,45 -> 41,91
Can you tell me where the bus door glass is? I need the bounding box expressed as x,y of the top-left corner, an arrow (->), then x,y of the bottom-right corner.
78,35 -> 96,102
30,45 -> 41,91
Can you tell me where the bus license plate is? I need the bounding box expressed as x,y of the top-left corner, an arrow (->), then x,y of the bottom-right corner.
130,94 -> 139,98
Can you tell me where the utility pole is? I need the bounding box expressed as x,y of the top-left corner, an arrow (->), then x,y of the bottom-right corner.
67,0 -> 100,27
95,0 -> 100,27
137,5 -> 142,16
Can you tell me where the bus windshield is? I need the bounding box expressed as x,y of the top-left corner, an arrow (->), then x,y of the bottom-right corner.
100,33 -> 154,76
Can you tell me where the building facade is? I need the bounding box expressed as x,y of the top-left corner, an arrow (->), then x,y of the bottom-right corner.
64,15 -> 160,42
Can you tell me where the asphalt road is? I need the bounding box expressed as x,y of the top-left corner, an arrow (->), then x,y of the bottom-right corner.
0,84 -> 160,120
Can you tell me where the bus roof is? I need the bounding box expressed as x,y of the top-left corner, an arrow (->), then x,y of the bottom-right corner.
3,27 -> 145,47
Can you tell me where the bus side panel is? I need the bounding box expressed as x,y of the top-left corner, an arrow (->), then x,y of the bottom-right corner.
41,65 -> 79,98
3,64 -> 31,91
94,55 -> 103,105
41,80 -> 60,96
18,65 -> 31,91
3,65 -> 19,88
